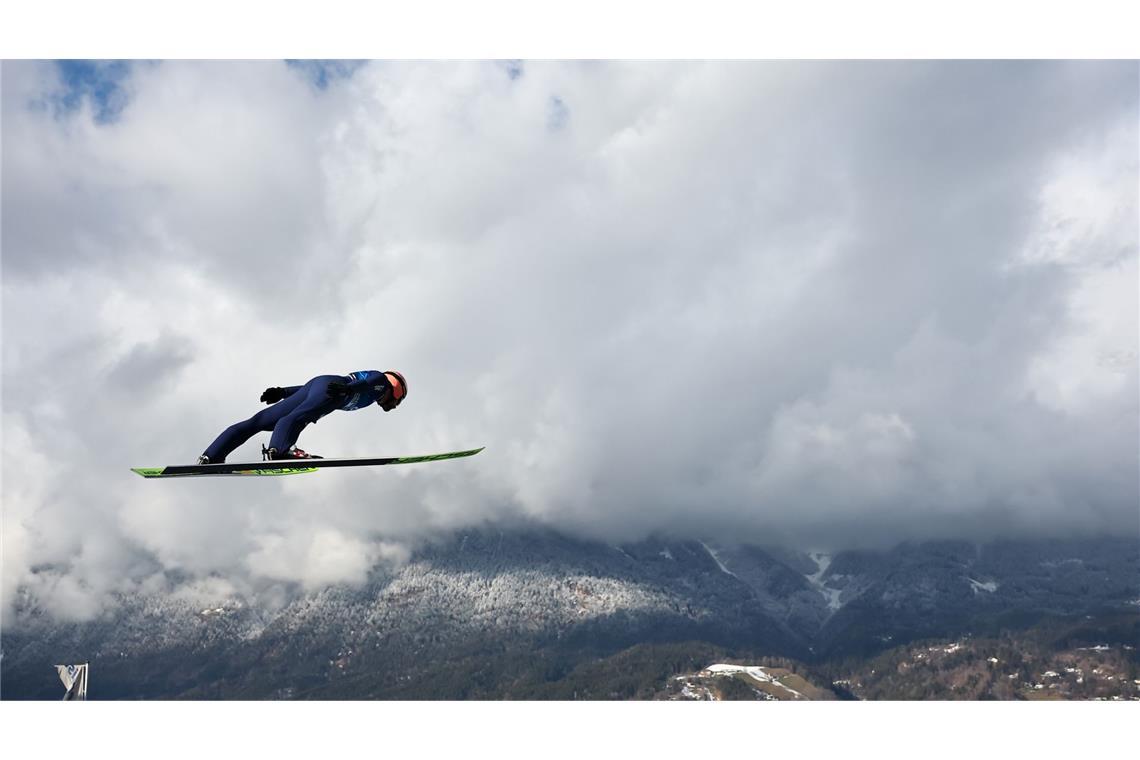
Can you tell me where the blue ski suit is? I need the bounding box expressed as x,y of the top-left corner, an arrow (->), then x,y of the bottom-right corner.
203,371 -> 392,462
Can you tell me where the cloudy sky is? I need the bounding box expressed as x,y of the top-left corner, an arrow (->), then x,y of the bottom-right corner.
2,60 -> 1137,621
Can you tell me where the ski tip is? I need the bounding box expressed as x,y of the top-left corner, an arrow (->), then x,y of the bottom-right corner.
131,467 -> 164,478
392,446 -> 485,465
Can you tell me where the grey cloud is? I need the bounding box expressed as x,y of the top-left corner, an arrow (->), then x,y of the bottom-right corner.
105,335 -> 196,398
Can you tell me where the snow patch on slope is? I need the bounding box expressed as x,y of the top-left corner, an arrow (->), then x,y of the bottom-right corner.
704,664 -> 805,699
699,541 -> 737,577
805,552 -> 843,611
968,577 -> 999,594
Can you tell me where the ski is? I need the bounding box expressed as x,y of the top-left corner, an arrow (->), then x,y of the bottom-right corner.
131,447 -> 484,478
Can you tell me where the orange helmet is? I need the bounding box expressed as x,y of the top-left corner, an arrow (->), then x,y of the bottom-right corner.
382,370 -> 407,411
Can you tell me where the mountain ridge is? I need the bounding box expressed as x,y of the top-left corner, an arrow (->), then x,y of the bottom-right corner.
2,528 -> 1136,699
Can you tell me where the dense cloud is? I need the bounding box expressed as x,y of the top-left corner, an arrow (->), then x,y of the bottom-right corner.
2,61 -> 1136,622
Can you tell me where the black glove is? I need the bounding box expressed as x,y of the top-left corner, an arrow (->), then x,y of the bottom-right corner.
326,381 -> 349,397
260,387 -> 285,404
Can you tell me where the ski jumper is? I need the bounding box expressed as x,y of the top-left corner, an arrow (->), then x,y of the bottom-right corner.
203,371 -> 392,462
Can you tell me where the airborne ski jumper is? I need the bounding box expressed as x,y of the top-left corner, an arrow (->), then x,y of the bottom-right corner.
131,370 -> 484,478
200,370 -> 409,463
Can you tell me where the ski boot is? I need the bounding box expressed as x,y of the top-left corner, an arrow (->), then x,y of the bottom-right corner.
264,445 -> 323,460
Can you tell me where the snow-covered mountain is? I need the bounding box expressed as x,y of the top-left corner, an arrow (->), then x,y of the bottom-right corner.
2,529 -> 1136,699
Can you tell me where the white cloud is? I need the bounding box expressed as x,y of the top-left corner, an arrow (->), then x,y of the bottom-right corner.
246,528 -> 382,590
1018,118 -> 1139,414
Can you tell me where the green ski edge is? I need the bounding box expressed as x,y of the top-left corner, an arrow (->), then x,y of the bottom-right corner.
392,447 -> 485,465
131,447 -> 484,478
